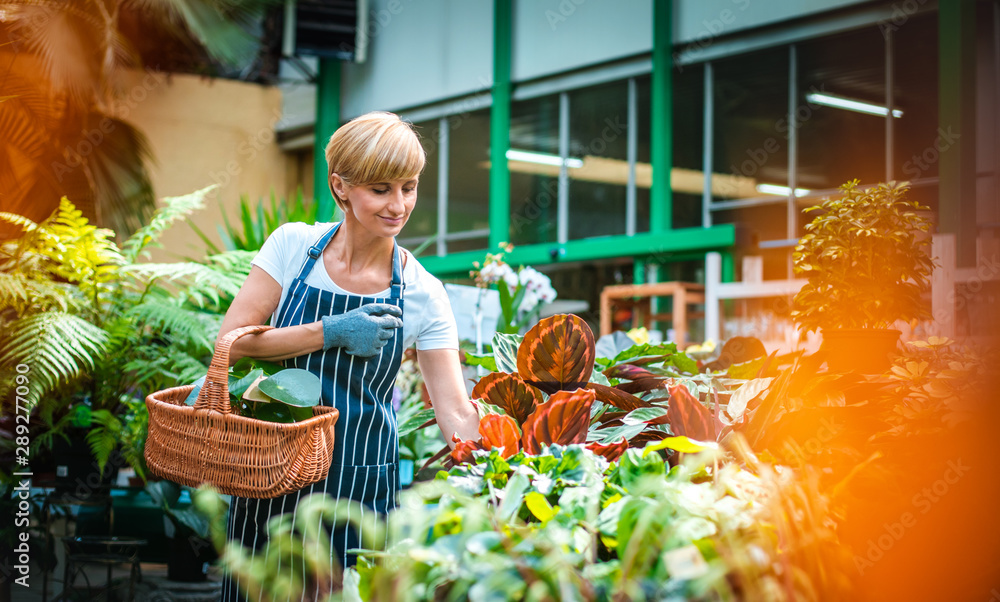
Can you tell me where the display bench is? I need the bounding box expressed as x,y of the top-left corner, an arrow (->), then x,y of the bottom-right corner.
599,281 -> 706,347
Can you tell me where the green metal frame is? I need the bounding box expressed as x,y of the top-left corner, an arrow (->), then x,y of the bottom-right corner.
420,224 -> 736,278
489,0 -> 513,248
314,58 -> 342,222
650,0 -> 674,234
938,0 -> 977,266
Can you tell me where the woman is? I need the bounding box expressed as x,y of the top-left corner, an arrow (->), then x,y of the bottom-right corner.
216,111 -> 480,599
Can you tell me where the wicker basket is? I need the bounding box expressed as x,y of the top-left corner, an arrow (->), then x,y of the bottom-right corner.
145,325 -> 339,499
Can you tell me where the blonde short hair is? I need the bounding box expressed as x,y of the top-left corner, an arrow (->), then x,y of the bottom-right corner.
324,111 -> 425,211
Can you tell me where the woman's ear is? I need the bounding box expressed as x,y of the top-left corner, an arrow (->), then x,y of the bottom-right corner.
329,172 -> 350,205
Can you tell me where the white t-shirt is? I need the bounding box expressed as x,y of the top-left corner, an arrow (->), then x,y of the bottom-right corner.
251,222 -> 459,351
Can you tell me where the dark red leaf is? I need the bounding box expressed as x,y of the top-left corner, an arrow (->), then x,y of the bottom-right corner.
603,364 -> 656,380
450,434 -> 485,465
471,372 -> 544,426
587,437 -> 629,462
517,314 -> 596,395
666,384 -> 718,442
586,383 -> 651,411
478,414 -> 521,459
521,388 -> 596,455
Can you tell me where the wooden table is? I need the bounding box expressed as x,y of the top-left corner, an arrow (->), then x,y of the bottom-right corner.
599,281 -> 706,346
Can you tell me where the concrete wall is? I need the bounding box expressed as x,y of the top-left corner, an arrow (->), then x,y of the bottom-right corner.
340,0 -> 870,115
341,0 -> 493,119
117,70 -> 296,262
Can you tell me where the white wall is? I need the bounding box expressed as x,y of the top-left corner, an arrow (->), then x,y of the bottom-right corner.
341,0 -> 493,119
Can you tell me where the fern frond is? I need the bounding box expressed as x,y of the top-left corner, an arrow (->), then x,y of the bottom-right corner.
0,212 -> 40,232
0,271 -> 73,314
127,299 -> 215,351
86,409 -> 122,475
122,186 -> 216,262
0,312 -> 109,403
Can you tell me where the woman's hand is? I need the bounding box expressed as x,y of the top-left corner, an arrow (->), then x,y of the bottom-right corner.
218,266 -> 325,365
416,349 -> 480,447
322,304 -> 402,357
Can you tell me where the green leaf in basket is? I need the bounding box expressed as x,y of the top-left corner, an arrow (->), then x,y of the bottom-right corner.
185,376 -> 207,406
258,369 -> 321,407
253,402 -> 296,423
229,369 -> 263,399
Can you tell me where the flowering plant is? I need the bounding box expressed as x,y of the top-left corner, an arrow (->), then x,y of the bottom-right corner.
471,243 -> 557,335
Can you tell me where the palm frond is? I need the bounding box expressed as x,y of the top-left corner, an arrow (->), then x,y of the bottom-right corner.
122,185 -> 215,262
0,312 -> 109,403
125,0 -> 275,68
77,113 -> 156,236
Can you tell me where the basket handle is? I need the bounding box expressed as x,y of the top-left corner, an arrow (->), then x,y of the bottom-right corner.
196,325 -> 275,413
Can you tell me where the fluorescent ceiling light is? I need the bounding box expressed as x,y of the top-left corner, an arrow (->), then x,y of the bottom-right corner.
757,183 -> 810,197
806,92 -> 903,118
506,149 -> 583,168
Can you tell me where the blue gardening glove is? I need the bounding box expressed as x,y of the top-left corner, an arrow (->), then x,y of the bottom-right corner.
321,303 -> 403,358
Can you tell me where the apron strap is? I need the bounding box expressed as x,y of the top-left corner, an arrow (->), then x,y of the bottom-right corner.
295,222 -> 405,301
295,223 -> 340,282
390,240 -> 404,300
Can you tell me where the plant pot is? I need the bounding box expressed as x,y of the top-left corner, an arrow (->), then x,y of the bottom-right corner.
167,533 -> 217,582
821,329 -> 901,374
52,429 -> 118,498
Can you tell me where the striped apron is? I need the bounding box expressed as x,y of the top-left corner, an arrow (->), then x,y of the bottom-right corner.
221,222 -> 404,601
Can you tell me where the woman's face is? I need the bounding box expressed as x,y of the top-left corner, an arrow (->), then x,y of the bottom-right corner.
337,176 -> 418,238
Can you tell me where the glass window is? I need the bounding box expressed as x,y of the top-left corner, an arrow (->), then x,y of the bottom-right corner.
635,66 -> 705,232
448,109 -> 491,240
893,13 -> 939,212
798,27 -> 887,191
400,119 -> 439,243
567,81 -> 628,240
509,94 -> 560,245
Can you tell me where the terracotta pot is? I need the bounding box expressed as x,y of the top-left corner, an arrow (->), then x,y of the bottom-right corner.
822,329 -> 901,374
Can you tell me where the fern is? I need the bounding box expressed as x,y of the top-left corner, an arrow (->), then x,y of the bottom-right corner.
122,186 -> 215,262
0,312 -> 109,404
85,409 -> 121,476
127,299 -> 216,352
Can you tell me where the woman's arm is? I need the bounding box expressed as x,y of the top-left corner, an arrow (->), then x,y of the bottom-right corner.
217,266 -> 325,365
416,348 -> 480,447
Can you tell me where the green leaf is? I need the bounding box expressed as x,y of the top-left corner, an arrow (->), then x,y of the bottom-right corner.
258,369 -> 321,407
642,436 -> 718,456
398,408 -> 437,438
497,469 -> 530,522
492,333 -> 523,374
463,352 -> 498,373
621,406 -> 669,425
228,369 -> 263,398
185,376 -> 206,406
254,402 -> 298,423
524,491 -> 558,522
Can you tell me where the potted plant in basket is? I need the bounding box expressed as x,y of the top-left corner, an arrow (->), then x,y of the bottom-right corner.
792,180 -> 934,372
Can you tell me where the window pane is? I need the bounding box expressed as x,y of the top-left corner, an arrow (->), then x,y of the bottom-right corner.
510,94 -> 560,245
635,64 -> 705,231
401,119 -> 439,241
568,81 -> 628,239
448,109 -> 491,239
893,12 -> 939,212
798,27 -> 887,191
714,46 -> 789,201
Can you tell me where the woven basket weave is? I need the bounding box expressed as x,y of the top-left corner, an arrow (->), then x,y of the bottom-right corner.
145,325 -> 339,499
